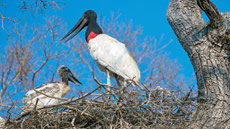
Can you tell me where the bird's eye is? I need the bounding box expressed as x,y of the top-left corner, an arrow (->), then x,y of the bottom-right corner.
84,12 -> 88,15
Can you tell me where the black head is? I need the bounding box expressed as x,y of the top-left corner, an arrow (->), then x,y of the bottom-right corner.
61,10 -> 102,42
84,10 -> 97,21
57,65 -> 82,86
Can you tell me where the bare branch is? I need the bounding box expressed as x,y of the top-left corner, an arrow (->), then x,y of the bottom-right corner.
0,14 -> 18,36
20,0 -> 64,13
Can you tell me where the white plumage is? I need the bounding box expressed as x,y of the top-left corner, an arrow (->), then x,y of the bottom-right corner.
22,82 -> 69,112
88,34 -> 140,85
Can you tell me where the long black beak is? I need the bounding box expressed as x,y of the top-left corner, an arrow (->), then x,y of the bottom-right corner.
67,72 -> 82,86
61,14 -> 88,42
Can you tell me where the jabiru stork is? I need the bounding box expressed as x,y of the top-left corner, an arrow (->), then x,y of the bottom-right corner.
22,65 -> 81,112
61,10 -> 141,89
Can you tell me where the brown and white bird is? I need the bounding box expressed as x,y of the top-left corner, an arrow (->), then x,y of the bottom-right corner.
61,10 -> 140,88
22,65 -> 81,112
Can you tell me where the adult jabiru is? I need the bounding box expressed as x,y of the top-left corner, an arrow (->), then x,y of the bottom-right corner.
61,10 -> 141,89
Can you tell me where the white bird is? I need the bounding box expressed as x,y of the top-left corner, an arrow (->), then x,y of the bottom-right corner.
61,10 -> 141,88
22,65 -> 81,113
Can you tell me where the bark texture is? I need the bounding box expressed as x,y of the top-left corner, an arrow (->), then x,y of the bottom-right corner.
167,0 -> 230,128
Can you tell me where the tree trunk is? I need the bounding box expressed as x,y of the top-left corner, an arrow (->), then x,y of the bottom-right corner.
167,0 -> 230,128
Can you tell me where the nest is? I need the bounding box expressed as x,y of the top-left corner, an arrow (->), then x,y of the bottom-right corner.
5,80 -> 195,129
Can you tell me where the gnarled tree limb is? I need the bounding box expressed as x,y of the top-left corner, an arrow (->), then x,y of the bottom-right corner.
197,0 -> 222,28
167,0 -> 230,128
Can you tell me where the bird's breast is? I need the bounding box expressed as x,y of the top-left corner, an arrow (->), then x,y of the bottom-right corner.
88,34 -> 141,82
88,34 -> 117,60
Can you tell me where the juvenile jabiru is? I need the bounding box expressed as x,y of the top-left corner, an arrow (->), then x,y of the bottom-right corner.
22,65 -> 81,112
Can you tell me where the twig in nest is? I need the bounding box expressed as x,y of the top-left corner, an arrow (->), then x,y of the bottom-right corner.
33,98 -> 39,110
71,117 -> 76,129
90,91 -> 109,101
81,106 -> 89,115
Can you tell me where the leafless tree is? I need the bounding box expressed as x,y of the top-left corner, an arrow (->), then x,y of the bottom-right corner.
0,17 -> 71,117
20,0 -> 63,12
0,0 -> 63,36
167,0 -> 230,128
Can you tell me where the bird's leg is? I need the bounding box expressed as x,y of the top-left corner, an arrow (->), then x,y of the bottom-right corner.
123,79 -> 127,87
106,70 -> 110,86
114,75 -> 124,103
106,69 -> 111,88
115,75 -> 121,87
121,79 -> 127,98
106,69 -> 111,102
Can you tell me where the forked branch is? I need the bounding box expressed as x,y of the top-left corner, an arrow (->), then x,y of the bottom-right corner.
197,0 -> 223,28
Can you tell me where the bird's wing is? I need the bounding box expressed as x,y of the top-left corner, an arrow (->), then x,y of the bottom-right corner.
23,83 -> 61,110
88,34 -> 140,83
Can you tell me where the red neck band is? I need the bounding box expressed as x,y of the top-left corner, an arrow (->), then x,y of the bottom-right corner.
87,32 -> 99,42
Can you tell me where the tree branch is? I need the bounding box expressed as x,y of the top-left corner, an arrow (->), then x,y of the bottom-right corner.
197,0 -> 222,28
167,0 -> 204,44
0,14 -> 18,36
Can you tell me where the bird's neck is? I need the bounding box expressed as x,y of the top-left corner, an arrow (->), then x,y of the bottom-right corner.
62,78 -> 68,85
85,20 -> 102,42
61,83 -> 70,97
61,78 -> 70,97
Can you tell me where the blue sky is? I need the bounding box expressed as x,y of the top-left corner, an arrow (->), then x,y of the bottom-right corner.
0,0 -> 229,117
0,0 -> 230,82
